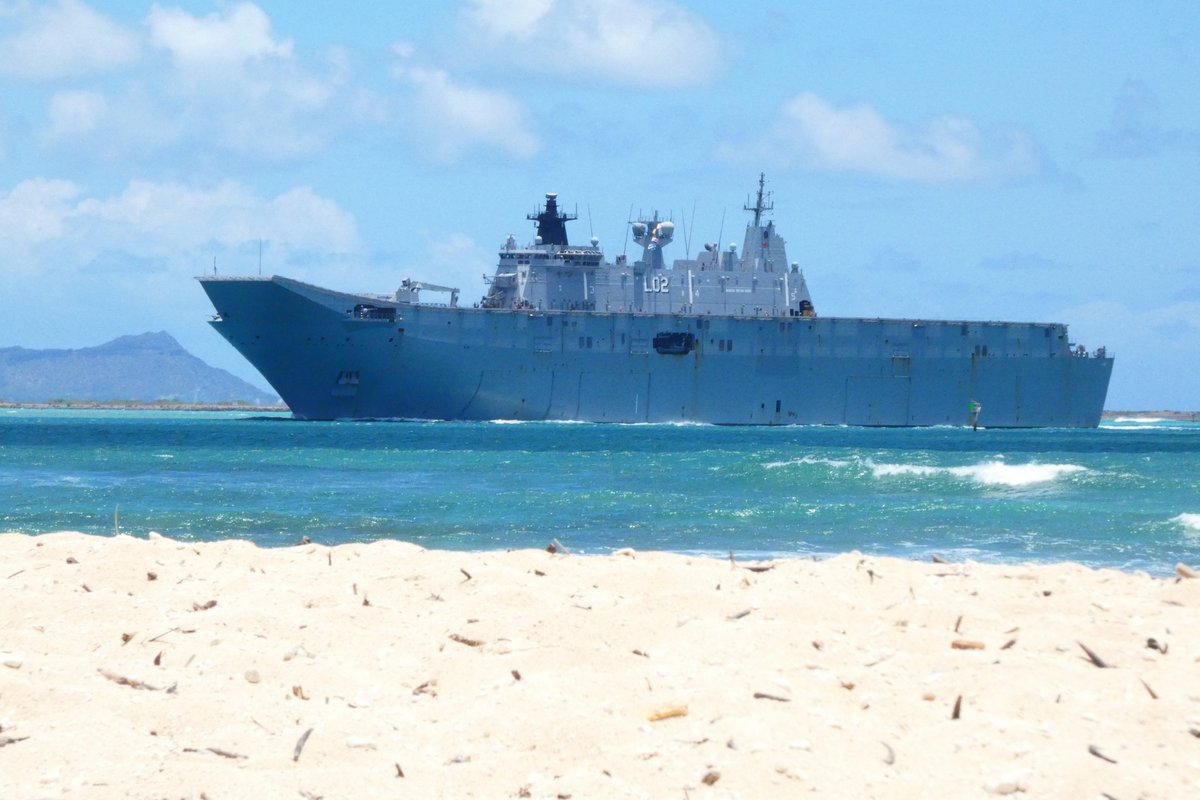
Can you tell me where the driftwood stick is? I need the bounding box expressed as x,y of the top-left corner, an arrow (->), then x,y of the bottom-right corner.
147,627 -> 178,643
753,692 -> 791,702
206,747 -> 247,760
98,668 -> 160,691
1078,641 -> 1112,668
293,727 -> 314,762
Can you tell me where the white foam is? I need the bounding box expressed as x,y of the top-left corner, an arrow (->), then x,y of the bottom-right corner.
1109,417 -> 1167,424
1172,513 -> 1200,532
869,459 -> 1087,487
763,456 -> 853,470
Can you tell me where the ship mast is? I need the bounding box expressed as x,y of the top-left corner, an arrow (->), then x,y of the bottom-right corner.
743,172 -> 773,227
528,192 -> 576,246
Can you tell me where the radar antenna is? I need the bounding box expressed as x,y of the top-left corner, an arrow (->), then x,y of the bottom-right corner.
744,172 -> 774,227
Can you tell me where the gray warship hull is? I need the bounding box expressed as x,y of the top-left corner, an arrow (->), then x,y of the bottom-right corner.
199,274 -> 1113,427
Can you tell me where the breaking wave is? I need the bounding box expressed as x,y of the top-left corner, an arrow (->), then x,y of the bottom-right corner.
1172,513 -> 1200,532
764,454 -> 1088,487
763,456 -> 853,470
868,459 -> 1087,486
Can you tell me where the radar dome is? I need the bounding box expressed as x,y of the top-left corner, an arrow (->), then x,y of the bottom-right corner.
657,221 -> 675,238
590,236 -> 600,247
631,222 -> 647,240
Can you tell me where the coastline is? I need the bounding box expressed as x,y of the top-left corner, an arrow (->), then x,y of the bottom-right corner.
0,400 -> 288,413
2,531 -> 1197,798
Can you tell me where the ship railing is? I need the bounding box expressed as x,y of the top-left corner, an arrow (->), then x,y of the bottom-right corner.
1068,344 -> 1110,358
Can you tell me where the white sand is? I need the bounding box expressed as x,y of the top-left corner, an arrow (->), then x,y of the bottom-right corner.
1,531 -> 1198,798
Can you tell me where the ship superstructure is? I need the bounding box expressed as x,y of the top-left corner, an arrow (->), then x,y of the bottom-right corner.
199,176 -> 1113,426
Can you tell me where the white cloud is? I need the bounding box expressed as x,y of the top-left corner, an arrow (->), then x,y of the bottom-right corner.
28,3 -> 356,161
0,0 -> 140,81
460,0 -> 719,88
75,180 -> 361,253
0,177 -> 360,271
392,57 -> 540,163
463,0 -> 554,40
0,177 -> 80,246
43,89 -> 107,142
146,2 -> 292,76
724,92 -> 1044,184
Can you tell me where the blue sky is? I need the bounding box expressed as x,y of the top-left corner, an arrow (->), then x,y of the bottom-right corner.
1,1 -> 1196,409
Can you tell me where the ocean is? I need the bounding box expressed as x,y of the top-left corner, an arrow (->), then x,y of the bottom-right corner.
2,409 -> 1197,576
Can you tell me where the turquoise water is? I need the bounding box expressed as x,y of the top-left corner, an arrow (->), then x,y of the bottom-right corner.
1,409 -> 1198,575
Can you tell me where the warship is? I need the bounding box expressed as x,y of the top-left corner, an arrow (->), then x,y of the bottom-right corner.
199,176 -> 1113,426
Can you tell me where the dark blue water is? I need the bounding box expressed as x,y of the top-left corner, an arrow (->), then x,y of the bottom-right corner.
2,409 -> 1197,574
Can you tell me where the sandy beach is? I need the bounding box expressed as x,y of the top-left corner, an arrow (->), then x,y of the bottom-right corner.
1,532 -> 1197,798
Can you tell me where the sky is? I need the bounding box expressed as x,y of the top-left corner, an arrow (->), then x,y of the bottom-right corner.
1,0 -> 1197,410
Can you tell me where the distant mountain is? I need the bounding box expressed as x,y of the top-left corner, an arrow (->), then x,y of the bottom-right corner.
0,332 -> 280,405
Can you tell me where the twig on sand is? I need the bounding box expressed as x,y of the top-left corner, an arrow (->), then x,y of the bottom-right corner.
208,746 -> 246,759
753,692 -> 790,702
293,728 -> 314,762
647,705 -> 688,721
98,668 -> 160,691
184,746 -> 247,760
1078,641 -> 1113,668
0,735 -> 30,748
951,695 -> 962,720
951,640 -> 985,650
881,742 -> 896,765
460,568 -> 472,582
1088,744 -> 1117,764
1140,678 -> 1158,700
147,627 -> 178,643
449,633 -> 482,647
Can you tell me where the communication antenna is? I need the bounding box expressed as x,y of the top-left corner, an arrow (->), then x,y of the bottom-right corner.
683,199 -> 696,257
715,208 -> 726,258
258,239 -> 263,276
213,256 -> 217,276
622,203 -> 633,256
